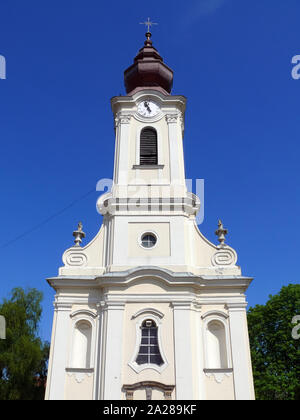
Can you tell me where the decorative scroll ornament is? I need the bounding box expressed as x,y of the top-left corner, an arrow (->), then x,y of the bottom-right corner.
72,222 -> 85,247
211,247 -> 237,267
64,251 -> 88,267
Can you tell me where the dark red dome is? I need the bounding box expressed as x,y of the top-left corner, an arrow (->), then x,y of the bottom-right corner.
124,33 -> 173,96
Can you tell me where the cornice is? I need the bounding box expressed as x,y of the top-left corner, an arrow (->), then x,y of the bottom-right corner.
47,267 -> 253,293
225,302 -> 248,311
110,91 -> 187,115
96,193 -> 200,217
53,302 -> 72,312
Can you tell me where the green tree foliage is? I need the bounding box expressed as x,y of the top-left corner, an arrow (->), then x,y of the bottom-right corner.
0,288 -> 49,400
247,284 -> 300,400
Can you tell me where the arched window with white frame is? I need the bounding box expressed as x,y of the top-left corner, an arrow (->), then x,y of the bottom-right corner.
129,310 -> 168,374
136,319 -> 164,366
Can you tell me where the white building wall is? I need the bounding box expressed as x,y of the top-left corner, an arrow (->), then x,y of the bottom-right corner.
46,88 -> 255,401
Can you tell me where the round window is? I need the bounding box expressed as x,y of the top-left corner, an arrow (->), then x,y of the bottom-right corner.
141,233 -> 157,249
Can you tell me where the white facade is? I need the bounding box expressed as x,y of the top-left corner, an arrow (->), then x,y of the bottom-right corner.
45,70 -> 255,401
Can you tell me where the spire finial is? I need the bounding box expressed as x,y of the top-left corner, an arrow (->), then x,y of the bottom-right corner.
72,221 -> 86,247
139,17 -> 158,33
139,17 -> 158,44
215,220 -> 228,247
124,18 -> 173,96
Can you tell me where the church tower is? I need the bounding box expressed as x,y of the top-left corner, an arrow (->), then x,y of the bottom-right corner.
45,30 -> 255,401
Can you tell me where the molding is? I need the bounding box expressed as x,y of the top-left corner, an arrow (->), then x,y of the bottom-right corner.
132,164 -> 164,170
48,277 -> 253,294
103,301 -> 126,310
115,113 -> 132,126
225,302 -> 248,311
131,308 -> 164,320
66,368 -> 94,384
165,114 -> 179,124
70,309 -> 97,319
96,194 -> 200,217
171,301 -> 194,310
123,382 -> 175,401
47,266 -> 253,293
53,302 -> 72,312
204,368 -> 233,384
111,90 -> 187,113
201,310 -> 229,320
123,381 -> 174,391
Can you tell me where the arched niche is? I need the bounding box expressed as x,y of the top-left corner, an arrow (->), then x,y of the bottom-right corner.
206,320 -> 228,369
71,320 -> 92,369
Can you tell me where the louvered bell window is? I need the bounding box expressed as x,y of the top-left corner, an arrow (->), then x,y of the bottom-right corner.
140,128 -> 158,165
136,319 -> 164,366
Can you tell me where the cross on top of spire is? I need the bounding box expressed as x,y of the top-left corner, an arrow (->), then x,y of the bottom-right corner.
139,17 -> 158,34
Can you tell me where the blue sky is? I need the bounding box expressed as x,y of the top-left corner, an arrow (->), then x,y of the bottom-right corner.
0,0 -> 299,342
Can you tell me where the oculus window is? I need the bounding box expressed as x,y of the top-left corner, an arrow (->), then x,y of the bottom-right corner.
141,233 -> 157,249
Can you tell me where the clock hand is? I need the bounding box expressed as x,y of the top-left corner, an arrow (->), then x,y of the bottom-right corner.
144,101 -> 151,113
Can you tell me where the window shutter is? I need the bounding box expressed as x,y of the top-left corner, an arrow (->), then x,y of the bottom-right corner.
140,128 -> 158,165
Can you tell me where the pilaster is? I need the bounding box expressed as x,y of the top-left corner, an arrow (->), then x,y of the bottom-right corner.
101,301 -> 125,400
165,114 -> 185,188
114,113 -> 132,186
172,301 -> 194,400
226,303 -> 255,400
93,302 -> 105,400
47,301 -> 72,400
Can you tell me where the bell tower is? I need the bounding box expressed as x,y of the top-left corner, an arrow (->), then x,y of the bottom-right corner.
97,31 -> 199,274
45,30 -> 255,401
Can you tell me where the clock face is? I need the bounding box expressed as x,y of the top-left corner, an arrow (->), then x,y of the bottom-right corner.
137,100 -> 160,117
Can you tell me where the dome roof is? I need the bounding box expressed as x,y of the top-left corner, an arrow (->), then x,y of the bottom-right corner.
124,32 -> 173,96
